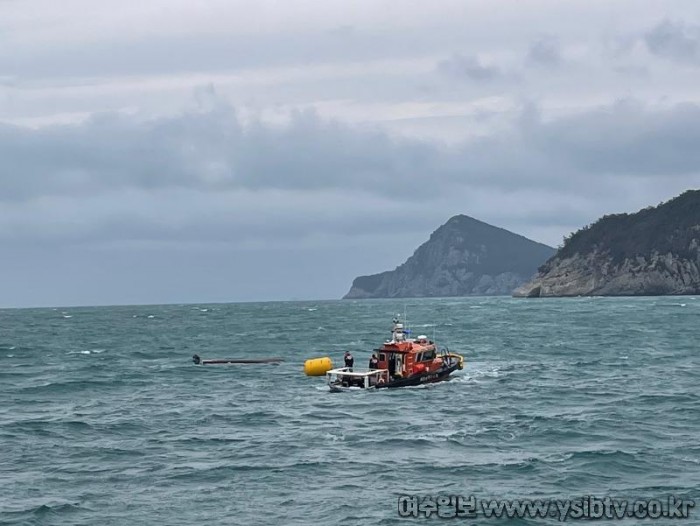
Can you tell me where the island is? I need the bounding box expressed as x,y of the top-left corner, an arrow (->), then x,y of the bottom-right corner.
343,215 -> 555,298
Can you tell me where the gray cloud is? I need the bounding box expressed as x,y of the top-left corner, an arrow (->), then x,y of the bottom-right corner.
437,54 -> 504,82
0,105 -> 437,203
526,36 -> 562,67
1,97 -> 698,306
15,99 -> 700,191
530,100 -> 700,176
644,20 -> 700,65
1,97 -> 698,248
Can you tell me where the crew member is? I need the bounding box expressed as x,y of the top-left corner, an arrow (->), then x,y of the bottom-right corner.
368,353 -> 379,369
343,351 -> 354,371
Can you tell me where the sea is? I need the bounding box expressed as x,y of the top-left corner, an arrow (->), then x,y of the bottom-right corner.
1,297 -> 699,525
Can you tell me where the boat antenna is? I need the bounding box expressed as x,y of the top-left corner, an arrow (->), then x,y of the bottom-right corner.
404,305 -> 407,338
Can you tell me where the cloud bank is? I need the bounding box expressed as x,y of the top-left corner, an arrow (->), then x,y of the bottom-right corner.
0,1 -> 699,306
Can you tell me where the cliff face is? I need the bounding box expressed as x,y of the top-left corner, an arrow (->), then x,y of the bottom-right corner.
344,215 -> 555,298
514,190 -> 700,297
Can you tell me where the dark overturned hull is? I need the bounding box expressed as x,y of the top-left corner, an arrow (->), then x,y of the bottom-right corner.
378,363 -> 460,389
193,355 -> 283,365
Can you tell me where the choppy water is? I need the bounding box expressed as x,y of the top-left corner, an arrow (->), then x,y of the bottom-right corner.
1,297 -> 699,525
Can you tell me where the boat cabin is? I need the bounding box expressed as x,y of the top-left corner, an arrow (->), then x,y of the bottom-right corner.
374,318 -> 446,379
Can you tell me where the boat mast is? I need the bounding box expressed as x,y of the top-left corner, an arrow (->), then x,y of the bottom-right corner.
403,305 -> 408,339
392,315 -> 405,342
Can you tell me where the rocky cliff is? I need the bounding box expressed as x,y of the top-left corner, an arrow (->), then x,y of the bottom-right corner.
514,189 -> 700,297
343,215 -> 555,298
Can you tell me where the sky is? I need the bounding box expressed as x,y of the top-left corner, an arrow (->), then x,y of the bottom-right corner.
1,0 -> 700,307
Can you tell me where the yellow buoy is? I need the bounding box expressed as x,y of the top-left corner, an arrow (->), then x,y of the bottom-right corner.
304,356 -> 333,376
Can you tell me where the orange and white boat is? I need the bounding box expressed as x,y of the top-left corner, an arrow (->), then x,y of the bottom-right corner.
325,316 -> 464,392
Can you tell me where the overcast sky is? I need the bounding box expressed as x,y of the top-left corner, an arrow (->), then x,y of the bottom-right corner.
1,0 -> 700,307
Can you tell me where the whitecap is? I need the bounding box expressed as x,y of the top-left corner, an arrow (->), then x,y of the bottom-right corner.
7,354 -> 14,357
456,376 -> 480,384
454,365 -> 500,381
475,367 -> 500,378
147,315 -> 155,319
544,454 -> 570,463
414,433 -> 449,441
63,315 -> 73,319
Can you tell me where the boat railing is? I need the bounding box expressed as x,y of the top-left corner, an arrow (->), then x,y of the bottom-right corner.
326,367 -> 390,388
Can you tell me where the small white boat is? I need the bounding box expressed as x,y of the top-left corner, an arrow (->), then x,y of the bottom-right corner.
326,367 -> 390,392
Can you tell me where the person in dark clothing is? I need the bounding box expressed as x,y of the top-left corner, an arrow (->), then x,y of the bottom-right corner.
343,351 -> 354,371
368,353 -> 379,370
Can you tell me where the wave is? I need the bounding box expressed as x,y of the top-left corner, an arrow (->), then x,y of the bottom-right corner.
5,501 -> 84,518
17,377 -> 128,394
67,350 -> 103,355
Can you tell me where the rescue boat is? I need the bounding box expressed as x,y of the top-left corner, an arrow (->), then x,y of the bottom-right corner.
325,316 -> 464,392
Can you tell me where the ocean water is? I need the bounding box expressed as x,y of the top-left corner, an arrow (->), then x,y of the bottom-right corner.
1,297 -> 699,525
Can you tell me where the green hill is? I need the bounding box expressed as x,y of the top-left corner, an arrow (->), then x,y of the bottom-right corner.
516,190 -> 700,297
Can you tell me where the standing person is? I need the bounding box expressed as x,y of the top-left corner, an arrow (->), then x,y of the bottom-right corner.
388,354 -> 396,378
368,353 -> 379,370
344,351 -> 354,371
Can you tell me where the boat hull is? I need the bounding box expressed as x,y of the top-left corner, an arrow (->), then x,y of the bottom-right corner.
378,363 -> 459,389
